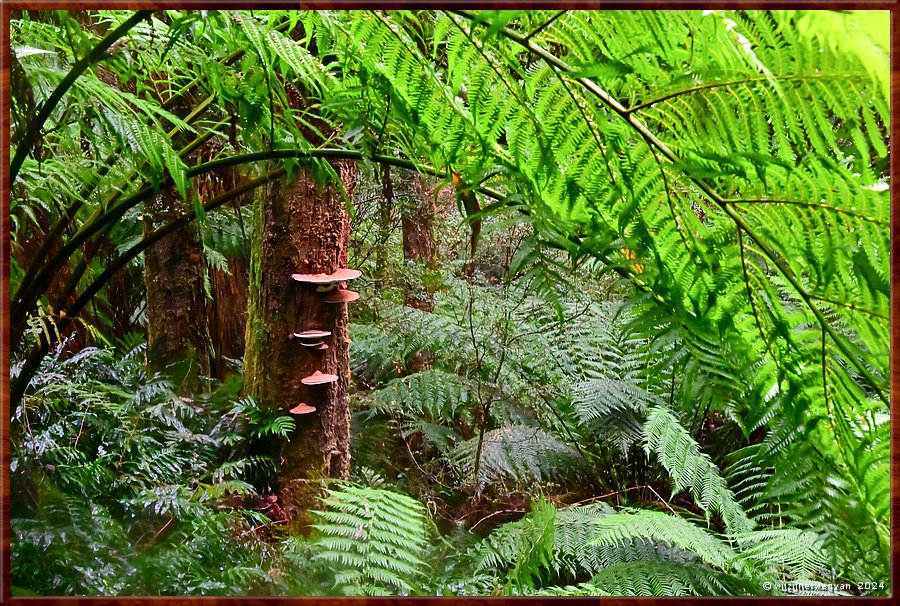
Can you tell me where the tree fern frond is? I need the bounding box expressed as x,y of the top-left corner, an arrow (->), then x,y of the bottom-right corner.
733,528 -> 829,581
365,369 -> 474,422
554,503 -> 699,578
312,483 -> 429,595
644,406 -> 753,534
589,509 -> 737,571
587,560 -> 747,596
450,425 -> 581,487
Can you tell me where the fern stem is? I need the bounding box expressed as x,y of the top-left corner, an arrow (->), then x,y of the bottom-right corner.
806,293 -> 888,321
650,146 -> 695,259
625,72 -> 867,115
10,10 -> 153,182
736,226 -> 778,364
523,10 -> 566,42
727,198 -> 887,228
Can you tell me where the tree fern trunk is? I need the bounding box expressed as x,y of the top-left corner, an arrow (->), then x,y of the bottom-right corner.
207,253 -> 248,378
143,189 -> 212,393
243,163 -> 355,529
402,172 -> 436,310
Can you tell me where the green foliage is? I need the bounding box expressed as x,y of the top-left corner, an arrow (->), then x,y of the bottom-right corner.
10,341 -> 290,595
643,406 -> 752,534
474,496 -> 557,592
590,509 -> 736,571
311,482 -> 429,595
450,426 -> 581,487
474,498 -> 839,596
584,561 -> 742,596
311,15 -> 889,584
733,528 -> 829,581
351,276 -> 597,493
9,7 -> 889,597
553,502 -> 696,578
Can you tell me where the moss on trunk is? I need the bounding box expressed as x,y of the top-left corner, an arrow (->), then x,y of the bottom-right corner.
243,163 -> 355,530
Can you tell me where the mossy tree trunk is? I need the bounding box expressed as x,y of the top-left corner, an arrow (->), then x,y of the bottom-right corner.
243,162 -> 355,528
143,189 -> 213,393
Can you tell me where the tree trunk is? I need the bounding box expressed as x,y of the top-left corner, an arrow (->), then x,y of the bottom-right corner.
375,163 -> 394,280
243,163 -> 355,528
207,253 -> 249,377
403,172 -> 436,311
143,189 -> 213,392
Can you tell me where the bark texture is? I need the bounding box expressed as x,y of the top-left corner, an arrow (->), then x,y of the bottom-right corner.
243,163 -> 355,528
403,172 -> 437,311
143,189 -> 212,392
207,254 -> 249,377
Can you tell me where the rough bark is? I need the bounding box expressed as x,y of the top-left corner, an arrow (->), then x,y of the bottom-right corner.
207,254 -> 249,377
143,189 -> 212,392
243,163 -> 355,529
403,172 -> 437,311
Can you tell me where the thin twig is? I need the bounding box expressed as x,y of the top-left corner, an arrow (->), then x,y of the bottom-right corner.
470,508 -> 526,531
524,11 -> 566,42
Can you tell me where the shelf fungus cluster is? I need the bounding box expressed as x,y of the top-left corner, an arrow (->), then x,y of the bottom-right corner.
289,402 -> 317,415
288,268 -> 362,415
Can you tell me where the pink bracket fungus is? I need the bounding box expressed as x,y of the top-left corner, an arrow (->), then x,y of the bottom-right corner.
323,289 -> 360,304
301,370 -> 339,385
292,329 -> 332,340
289,403 -> 317,415
291,268 -> 362,292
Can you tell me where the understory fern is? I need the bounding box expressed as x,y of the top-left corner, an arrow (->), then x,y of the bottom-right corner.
10,341 -> 290,596
643,406 -> 753,535
474,498 -> 838,596
474,496 -> 557,591
450,426 -> 582,487
311,483 -> 429,596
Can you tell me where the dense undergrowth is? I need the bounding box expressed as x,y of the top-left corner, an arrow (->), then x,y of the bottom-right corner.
11,241 -> 884,595
9,8 -> 889,598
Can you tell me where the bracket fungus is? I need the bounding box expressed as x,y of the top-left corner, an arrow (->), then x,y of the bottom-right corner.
291,268 -> 362,292
299,340 -> 326,347
301,370 -> 339,385
323,289 -> 360,304
289,403 -> 317,415
292,329 -> 332,340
